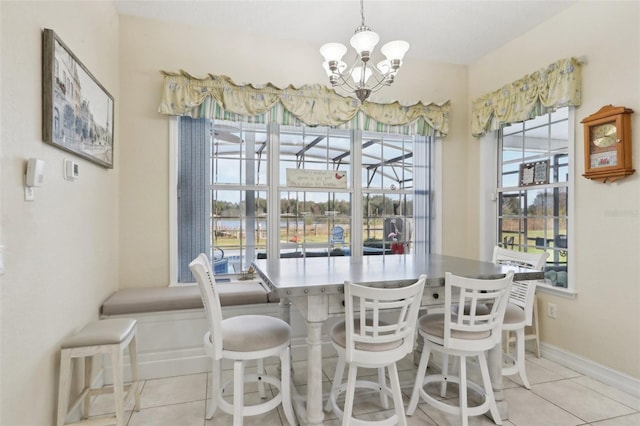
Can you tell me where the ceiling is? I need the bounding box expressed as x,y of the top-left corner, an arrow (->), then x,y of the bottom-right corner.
113,0 -> 576,65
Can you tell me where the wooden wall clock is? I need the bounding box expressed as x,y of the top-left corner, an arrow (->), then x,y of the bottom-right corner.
581,105 -> 634,183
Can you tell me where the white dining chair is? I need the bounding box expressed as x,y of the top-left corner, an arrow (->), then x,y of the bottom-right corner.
492,246 -> 548,386
325,275 -> 426,426
407,272 -> 513,426
493,246 -> 549,358
492,246 -> 547,270
189,253 -> 296,426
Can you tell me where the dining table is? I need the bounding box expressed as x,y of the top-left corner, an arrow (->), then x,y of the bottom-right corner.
252,253 -> 544,426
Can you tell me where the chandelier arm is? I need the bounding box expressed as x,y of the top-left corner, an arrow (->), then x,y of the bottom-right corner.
369,80 -> 390,93
361,63 -> 389,91
332,73 -> 358,92
344,51 -> 362,78
366,63 -> 386,82
366,76 -> 389,94
330,62 -> 393,96
329,51 -> 361,90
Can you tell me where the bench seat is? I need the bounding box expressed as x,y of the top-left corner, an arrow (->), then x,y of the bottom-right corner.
98,282 -> 290,382
101,282 -> 275,316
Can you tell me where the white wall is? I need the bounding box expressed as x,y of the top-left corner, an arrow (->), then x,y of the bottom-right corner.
0,2 -> 120,424
469,1 -> 640,378
116,15 -> 471,289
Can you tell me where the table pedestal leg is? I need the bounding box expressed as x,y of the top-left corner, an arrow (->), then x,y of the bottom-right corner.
305,320 -> 324,426
279,298 -> 294,378
279,297 -> 292,324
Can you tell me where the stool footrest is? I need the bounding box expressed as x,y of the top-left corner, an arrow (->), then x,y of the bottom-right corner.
218,373 -> 283,417
328,379 -> 397,426
418,374 -> 492,417
64,416 -> 118,426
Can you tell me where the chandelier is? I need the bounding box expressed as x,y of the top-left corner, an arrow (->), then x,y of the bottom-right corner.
320,0 -> 409,103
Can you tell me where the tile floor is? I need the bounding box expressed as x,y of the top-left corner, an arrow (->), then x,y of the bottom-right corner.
89,349 -> 640,426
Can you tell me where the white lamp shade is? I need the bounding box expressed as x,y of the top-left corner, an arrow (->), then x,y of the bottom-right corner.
381,40 -> 410,61
376,60 -> 399,75
322,61 -> 347,76
351,66 -> 373,85
350,29 -> 379,54
320,43 -> 347,62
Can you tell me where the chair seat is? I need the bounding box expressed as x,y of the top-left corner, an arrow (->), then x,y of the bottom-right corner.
419,313 -> 491,340
453,302 -> 525,326
452,303 -> 490,316
503,303 -> 526,326
221,315 -> 291,352
331,319 -> 403,352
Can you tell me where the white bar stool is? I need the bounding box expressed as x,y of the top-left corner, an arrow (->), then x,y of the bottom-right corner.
407,272 -> 514,426
189,253 -> 297,426
56,318 -> 141,426
325,276 -> 426,426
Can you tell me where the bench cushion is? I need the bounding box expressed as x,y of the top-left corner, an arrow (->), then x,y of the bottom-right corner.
101,283 -> 270,316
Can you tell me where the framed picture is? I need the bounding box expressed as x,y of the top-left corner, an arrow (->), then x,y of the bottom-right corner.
519,159 -> 549,186
42,29 -> 114,168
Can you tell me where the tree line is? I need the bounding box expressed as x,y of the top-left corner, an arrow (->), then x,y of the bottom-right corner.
213,194 -> 413,218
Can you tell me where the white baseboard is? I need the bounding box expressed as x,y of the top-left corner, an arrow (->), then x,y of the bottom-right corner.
541,342 -> 640,398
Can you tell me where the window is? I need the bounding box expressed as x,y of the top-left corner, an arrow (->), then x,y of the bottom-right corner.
361,130 -> 415,256
173,118 -> 434,283
277,125 -> 352,259
498,107 -> 571,289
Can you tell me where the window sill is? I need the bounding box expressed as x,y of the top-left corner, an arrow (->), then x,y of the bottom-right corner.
536,281 -> 576,299
170,274 -> 263,287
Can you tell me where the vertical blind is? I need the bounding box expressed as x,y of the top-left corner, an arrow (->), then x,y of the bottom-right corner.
177,117 -> 211,282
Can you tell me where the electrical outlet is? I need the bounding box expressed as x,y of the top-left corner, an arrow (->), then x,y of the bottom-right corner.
24,186 -> 35,201
547,303 -> 557,319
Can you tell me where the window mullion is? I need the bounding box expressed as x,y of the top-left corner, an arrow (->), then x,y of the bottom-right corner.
351,129 -> 363,257
267,123 -> 280,258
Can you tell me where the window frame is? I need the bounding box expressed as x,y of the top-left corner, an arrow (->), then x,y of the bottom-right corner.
493,108 -> 576,296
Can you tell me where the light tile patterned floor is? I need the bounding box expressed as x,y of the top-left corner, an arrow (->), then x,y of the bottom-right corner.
89,349 -> 640,426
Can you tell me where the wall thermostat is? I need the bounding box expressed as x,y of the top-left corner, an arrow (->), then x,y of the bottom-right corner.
64,159 -> 79,181
25,158 -> 45,187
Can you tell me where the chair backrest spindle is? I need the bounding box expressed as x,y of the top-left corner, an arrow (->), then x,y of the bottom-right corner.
189,253 -> 224,360
492,246 -> 547,325
492,246 -> 548,270
444,271 -> 514,352
344,275 -> 426,363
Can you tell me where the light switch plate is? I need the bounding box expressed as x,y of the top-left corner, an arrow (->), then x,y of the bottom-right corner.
64,159 -> 79,181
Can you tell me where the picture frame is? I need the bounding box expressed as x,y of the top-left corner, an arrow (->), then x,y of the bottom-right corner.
42,28 -> 114,168
519,159 -> 549,186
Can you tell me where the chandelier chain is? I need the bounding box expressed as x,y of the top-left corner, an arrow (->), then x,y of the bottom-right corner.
360,0 -> 366,27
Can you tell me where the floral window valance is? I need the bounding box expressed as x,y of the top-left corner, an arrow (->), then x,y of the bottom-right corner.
471,57 -> 582,137
158,71 -> 450,136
